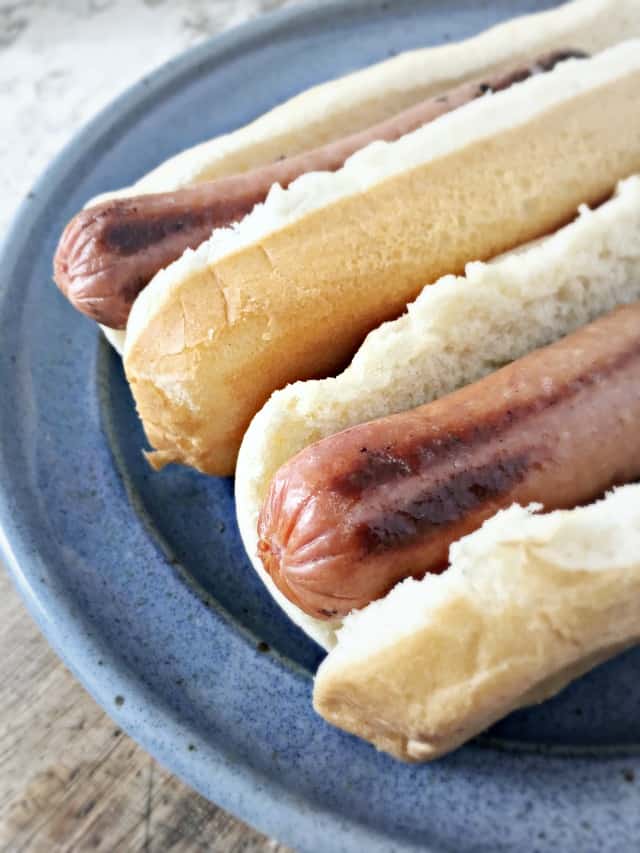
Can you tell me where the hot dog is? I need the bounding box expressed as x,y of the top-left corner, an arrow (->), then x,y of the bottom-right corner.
257,302 -> 640,620
54,50 -> 584,329
238,174 -> 640,644
51,0 -> 640,476
234,173 -> 640,759
122,39 -> 640,476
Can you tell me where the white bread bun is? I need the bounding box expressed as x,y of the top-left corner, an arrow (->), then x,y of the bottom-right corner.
101,325 -> 125,355
99,0 -> 639,357
235,174 -> 640,650
124,42 -> 640,475
96,0 -> 638,201
313,486 -> 640,761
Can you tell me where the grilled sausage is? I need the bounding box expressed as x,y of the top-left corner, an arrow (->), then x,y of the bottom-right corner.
257,302 -> 640,619
53,49 -> 585,328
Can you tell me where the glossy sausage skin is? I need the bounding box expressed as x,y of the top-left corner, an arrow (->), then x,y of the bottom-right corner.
257,302 -> 640,620
53,49 -> 585,329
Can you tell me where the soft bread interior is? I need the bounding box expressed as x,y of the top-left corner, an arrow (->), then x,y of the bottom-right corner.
313,486 -> 640,761
235,174 -> 640,649
96,0 -> 637,201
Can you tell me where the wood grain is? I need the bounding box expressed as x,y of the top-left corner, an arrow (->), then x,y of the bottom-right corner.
0,569 -> 291,852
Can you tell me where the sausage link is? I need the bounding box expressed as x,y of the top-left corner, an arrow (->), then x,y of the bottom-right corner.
53,49 -> 585,328
257,302 -> 640,619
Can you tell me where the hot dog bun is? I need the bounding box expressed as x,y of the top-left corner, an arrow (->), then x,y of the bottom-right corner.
100,0 -> 638,356
124,42 -> 640,475
313,487 -> 640,761
101,325 -> 124,354
235,174 -> 640,650
238,177 -> 640,759
97,0 -> 637,200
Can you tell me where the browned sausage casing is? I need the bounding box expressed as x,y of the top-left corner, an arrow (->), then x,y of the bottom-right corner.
257,302 -> 640,620
53,50 -> 585,329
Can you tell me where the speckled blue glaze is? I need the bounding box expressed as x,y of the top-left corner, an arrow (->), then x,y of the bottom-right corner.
1,1 -> 640,850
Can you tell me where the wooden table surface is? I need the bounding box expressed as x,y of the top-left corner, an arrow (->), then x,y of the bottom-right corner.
0,2 -> 300,850
0,571 -> 291,852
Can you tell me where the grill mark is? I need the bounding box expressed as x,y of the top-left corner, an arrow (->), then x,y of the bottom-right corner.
359,453 -> 531,554
430,49 -> 586,106
340,447 -> 412,493
99,196 -> 253,255
533,48 -> 588,71
332,404 -> 534,500
333,334 -> 640,504
103,214 -> 203,255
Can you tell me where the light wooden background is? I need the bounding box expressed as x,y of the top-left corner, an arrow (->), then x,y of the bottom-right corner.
0,569 -> 290,852
1,1 -> 302,850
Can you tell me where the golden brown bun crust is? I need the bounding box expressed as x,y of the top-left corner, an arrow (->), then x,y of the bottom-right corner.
125,64 -> 640,475
313,489 -> 640,761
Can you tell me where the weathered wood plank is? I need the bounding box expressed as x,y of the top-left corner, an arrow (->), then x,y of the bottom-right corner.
0,570 -> 291,852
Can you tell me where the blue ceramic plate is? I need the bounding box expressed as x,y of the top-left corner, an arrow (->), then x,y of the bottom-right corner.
2,2 -> 640,850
